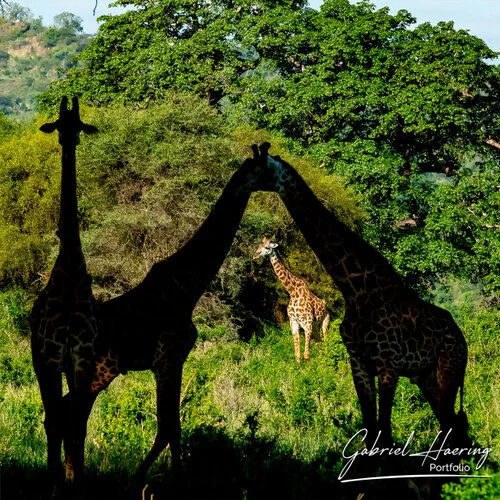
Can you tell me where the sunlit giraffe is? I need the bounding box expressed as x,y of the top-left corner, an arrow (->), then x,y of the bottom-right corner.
253,236 -> 330,362
253,143 -> 469,446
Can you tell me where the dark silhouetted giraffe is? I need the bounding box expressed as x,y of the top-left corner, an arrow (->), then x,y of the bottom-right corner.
253,236 -> 330,362
66,145 -> 279,484
30,97 -> 98,486
254,144 -> 469,446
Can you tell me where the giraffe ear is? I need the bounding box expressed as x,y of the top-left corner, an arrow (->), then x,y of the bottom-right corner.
82,123 -> 98,135
270,242 -> 279,249
40,121 -> 58,133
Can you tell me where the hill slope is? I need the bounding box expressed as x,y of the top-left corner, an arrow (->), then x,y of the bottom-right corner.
0,16 -> 90,117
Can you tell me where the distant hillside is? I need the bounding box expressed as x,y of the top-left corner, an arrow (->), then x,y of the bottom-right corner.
0,14 -> 90,118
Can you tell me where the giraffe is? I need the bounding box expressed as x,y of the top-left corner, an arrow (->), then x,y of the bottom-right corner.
30,97 -> 98,485
63,144 -> 280,484
252,143 -> 469,447
253,236 -> 330,362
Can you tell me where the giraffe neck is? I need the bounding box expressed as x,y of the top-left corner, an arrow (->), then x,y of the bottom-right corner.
269,254 -> 300,295
58,145 -> 81,249
271,158 -> 404,299
140,167 -> 255,306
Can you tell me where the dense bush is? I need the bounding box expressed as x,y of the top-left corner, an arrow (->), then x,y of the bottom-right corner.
0,93 -> 362,329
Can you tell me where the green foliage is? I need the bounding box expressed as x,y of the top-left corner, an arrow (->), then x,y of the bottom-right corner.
233,1 -> 498,171
91,374 -> 157,473
2,305 -> 498,498
0,121 -> 60,285
0,11 -> 90,117
36,0 -> 500,295
0,287 -> 30,334
0,2 -> 497,498
0,93 -> 361,337
0,289 -> 33,388
3,2 -> 33,23
0,110 -> 16,137
442,470 -> 500,499
387,164 -> 500,292
39,0 -> 307,108
52,0 -> 497,177
230,0 -> 500,292
53,12 -> 83,35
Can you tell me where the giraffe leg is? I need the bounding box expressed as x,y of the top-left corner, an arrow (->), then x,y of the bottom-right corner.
34,366 -> 64,484
417,365 -> 470,447
426,385 -> 457,431
135,363 -> 183,485
321,312 -> 330,340
63,389 -> 97,484
290,320 -> 301,363
350,356 -> 377,444
377,369 -> 398,445
63,319 -> 96,483
135,326 -> 197,484
303,323 -> 312,361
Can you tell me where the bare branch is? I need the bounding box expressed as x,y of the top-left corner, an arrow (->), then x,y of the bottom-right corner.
0,0 -> 10,16
465,205 -> 500,229
486,138 -> 500,150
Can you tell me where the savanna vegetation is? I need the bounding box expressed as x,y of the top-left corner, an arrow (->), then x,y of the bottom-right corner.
0,3 -> 90,117
0,1 -> 499,498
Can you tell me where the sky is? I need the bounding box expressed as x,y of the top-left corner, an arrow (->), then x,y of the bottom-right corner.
12,1 -> 500,58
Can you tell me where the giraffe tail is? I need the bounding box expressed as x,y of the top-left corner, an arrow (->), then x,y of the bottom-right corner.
459,382 -> 464,414
455,382 -> 471,446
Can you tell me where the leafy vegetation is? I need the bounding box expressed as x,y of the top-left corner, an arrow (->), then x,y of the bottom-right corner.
38,0 -> 500,293
0,1 -> 499,498
1,290 -> 499,498
0,3 -> 90,117
0,93 -> 359,325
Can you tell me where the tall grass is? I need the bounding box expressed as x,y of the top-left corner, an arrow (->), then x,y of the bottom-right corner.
0,288 -> 499,498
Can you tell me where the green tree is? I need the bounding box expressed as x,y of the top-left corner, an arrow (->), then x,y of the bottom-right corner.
40,0 -> 500,177
0,94 -> 360,329
53,12 -> 83,35
232,0 -> 499,173
37,0 -> 500,293
39,0 -> 308,107
4,2 -> 33,22
228,0 -> 500,291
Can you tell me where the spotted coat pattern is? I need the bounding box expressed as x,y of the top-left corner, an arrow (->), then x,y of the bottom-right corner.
30,97 -> 98,485
254,237 -> 330,362
258,145 -> 469,446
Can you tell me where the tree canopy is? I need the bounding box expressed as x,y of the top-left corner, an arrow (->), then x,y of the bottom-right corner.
39,0 -> 500,294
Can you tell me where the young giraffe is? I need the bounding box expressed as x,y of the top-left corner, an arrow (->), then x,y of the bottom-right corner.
253,143 -> 469,446
64,144 -> 280,484
30,97 -> 98,485
253,237 -> 330,362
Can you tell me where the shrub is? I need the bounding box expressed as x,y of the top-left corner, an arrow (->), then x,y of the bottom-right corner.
0,94 -> 362,332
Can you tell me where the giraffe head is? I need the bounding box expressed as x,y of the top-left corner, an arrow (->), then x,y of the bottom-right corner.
40,96 -> 97,147
253,236 -> 278,260
237,142 -> 293,194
